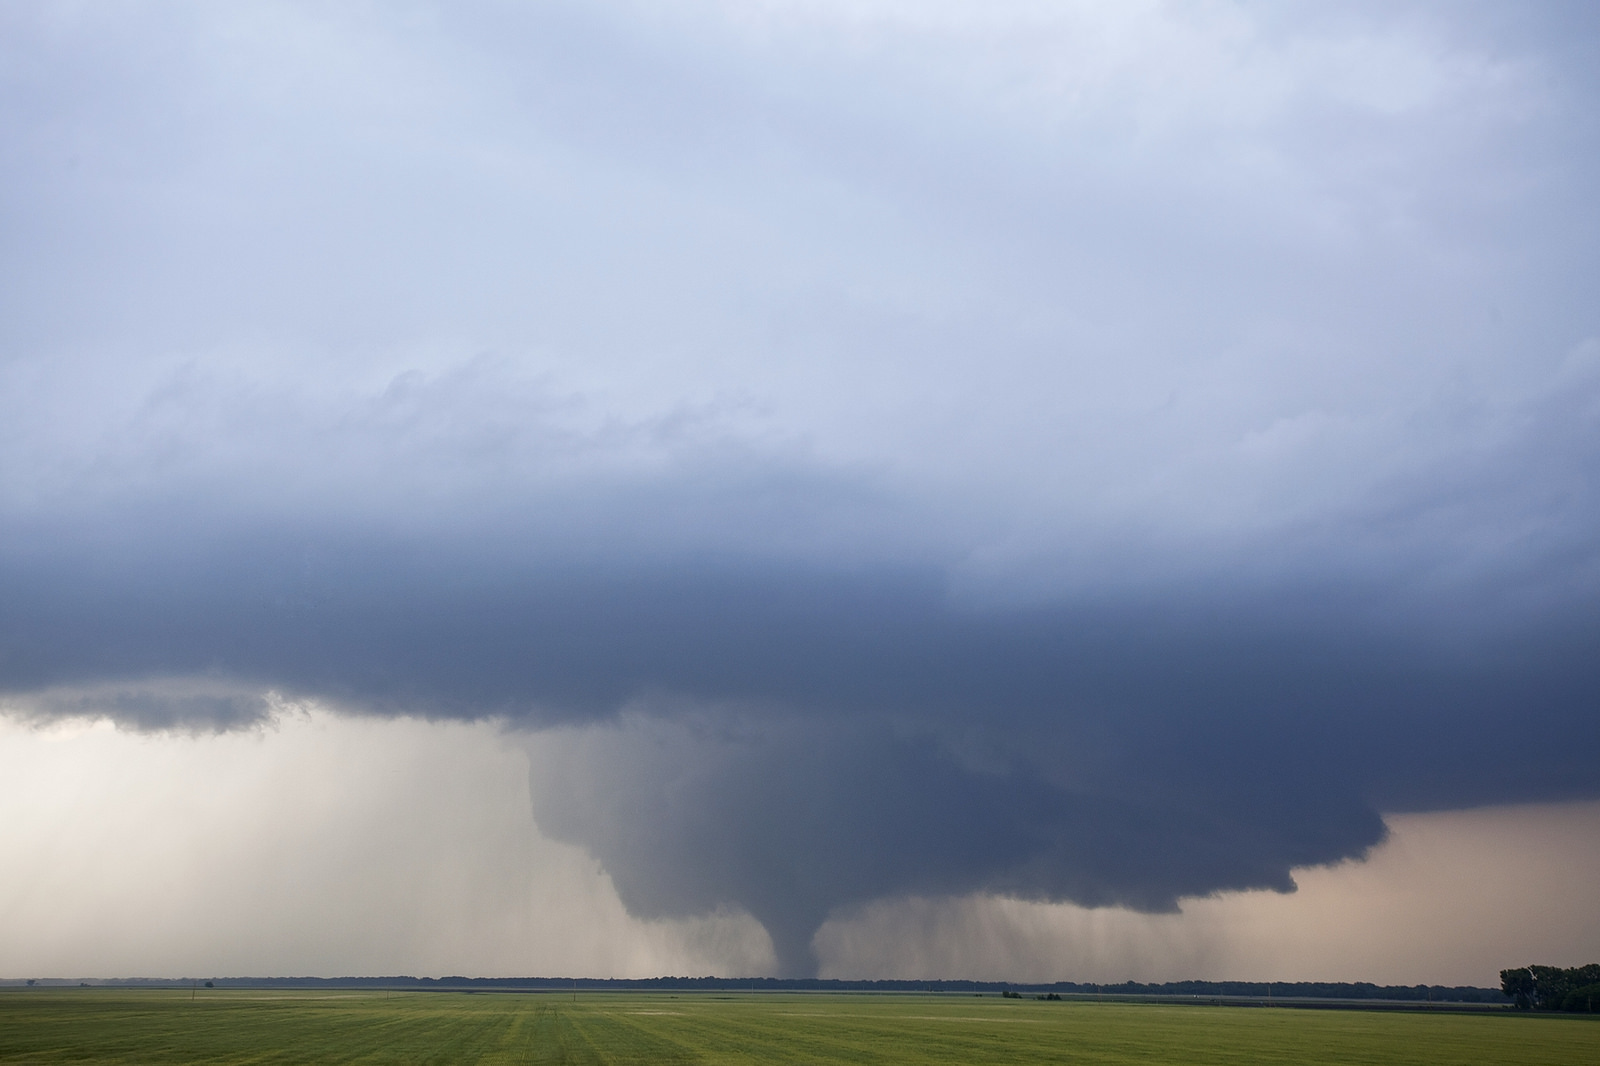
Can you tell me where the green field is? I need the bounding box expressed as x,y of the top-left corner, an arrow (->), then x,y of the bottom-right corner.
1,989 -> 1595,1065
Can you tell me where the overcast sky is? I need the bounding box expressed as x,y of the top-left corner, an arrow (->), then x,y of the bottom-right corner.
2,0 -> 1597,980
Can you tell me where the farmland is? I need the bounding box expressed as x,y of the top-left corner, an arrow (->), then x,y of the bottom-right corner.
0,988 -> 1594,1065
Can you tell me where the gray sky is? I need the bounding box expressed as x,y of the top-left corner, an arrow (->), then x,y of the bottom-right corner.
2,1 -> 1597,979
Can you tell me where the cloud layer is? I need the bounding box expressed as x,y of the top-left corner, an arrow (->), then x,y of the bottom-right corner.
3,1 -> 1598,974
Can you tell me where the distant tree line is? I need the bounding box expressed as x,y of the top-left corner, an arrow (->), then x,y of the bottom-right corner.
1500,965 -> 1600,1012
62,976 -> 1508,1002
1053,980 -> 1508,1003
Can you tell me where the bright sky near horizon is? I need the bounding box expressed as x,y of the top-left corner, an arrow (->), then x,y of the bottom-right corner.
2,1 -> 1597,981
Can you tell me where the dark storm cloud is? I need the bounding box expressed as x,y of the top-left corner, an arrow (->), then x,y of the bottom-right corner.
3,1 -> 1599,974
6,497 -> 1598,971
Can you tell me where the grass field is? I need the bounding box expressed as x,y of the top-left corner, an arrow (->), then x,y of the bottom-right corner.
1,989 -> 1595,1065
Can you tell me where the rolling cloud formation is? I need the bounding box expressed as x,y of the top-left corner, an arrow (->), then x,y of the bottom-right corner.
2,1 -> 1598,975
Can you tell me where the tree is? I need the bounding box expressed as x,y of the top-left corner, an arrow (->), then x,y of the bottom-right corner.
1501,964 -> 1600,1010
1562,983 -> 1600,1013
1500,968 -> 1534,1010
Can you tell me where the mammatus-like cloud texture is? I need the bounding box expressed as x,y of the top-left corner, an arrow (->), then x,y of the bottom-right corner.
2,1 -> 1597,974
